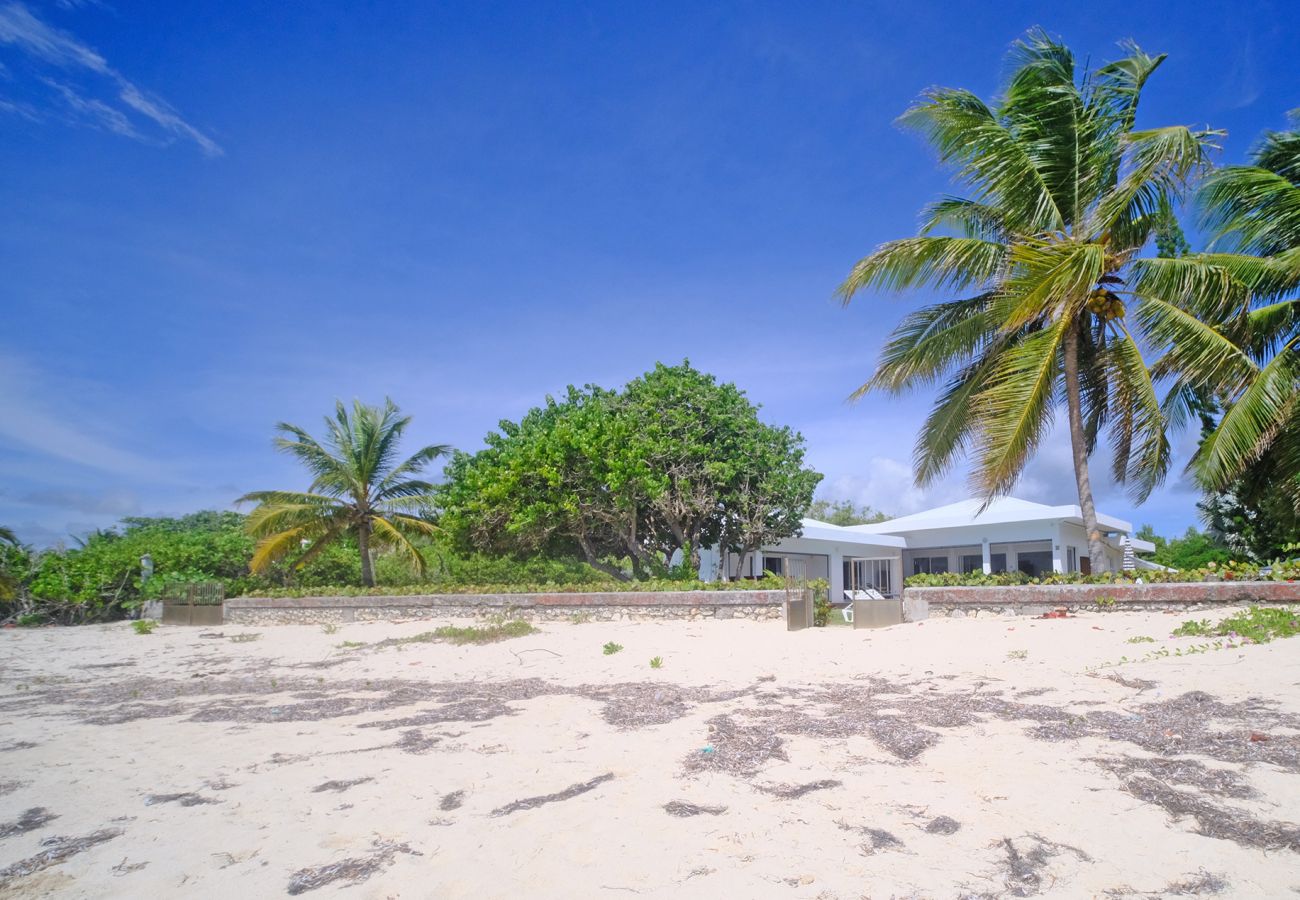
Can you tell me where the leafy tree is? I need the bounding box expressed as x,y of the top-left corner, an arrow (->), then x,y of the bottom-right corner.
1183,114 -> 1300,514
239,399 -> 447,587
806,499 -> 891,526
438,362 -> 821,579
838,30 -> 1220,572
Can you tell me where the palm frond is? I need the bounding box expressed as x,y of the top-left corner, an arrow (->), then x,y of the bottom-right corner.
1106,324 -> 1170,501
837,236 -> 1007,302
368,516 -> 429,575
853,293 -> 995,396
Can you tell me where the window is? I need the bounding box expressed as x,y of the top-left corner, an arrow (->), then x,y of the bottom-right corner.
1067,546 -> 1077,573
763,556 -> 784,576
990,553 -> 1007,573
912,556 -> 949,575
961,554 -> 984,574
1017,551 -> 1054,577
845,559 -> 894,596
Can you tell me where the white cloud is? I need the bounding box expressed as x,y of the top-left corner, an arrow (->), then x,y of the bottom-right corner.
0,1 -> 221,155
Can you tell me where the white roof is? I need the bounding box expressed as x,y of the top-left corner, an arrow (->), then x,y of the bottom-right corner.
850,496 -> 1134,536
796,518 -> 907,548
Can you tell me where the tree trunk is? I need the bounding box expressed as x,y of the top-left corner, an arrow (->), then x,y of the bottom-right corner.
1063,322 -> 1111,573
577,533 -> 630,581
358,521 -> 375,587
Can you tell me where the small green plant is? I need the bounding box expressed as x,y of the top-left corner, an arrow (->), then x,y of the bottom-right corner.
1094,595 -> 1117,609
229,632 -> 261,643
813,592 -> 831,627
1126,635 -> 1156,644
431,620 -> 538,645
1173,606 -> 1300,644
649,656 -> 663,669
603,641 -> 624,656
321,623 -> 338,635
339,640 -> 366,649
15,614 -> 45,628
132,619 -> 157,635
1006,649 -> 1028,660
569,612 -> 593,625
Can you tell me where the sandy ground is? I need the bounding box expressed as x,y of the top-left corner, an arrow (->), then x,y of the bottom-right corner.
1,608 -> 1298,899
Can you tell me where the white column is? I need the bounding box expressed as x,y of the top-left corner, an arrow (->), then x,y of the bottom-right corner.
753,549 -> 763,579
892,554 -> 903,597
829,549 -> 844,601
1051,521 -> 1065,573
981,538 -> 992,574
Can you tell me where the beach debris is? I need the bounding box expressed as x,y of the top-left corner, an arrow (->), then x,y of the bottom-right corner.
490,773 -> 614,817
111,857 -> 148,876
393,729 -> 439,754
1122,775 -> 1300,852
286,838 -> 420,895
1092,757 -> 1255,800
0,741 -> 37,753
925,815 -> 962,835
1038,609 -> 1072,619
663,801 -> 727,817
1098,672 -> 1156,692
0,828 -> 124,885
759,779 -> 841,799
0,807 -> 57,839
312,777 -> 374,794
0,780 -> 27,797
684,714 -> 787,776
144,792 -> 217,807
996,834 -> 1091,897
438,790 -> 465,811
1102,869 -> 1228,897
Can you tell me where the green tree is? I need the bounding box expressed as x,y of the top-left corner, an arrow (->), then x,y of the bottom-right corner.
838,30 -> 1219,572
437,362 -> 821,578
239,399 -> 447,587
1185,115 -> 1300,514
806,499 -> 890,526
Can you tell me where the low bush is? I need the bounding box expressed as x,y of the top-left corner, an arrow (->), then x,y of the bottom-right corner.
1172,606 -> 1300,644
602,641 -> 623,655
905,558 -> 1300,589
238,573 -> 790,598
132,619 -> 156,635
432,620 -> 538,645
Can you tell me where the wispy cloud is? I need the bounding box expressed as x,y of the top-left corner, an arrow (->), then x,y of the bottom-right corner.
0,1 -> 221,155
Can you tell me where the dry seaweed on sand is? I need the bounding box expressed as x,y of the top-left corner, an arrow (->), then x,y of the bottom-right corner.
1121,775 -> 1300,852
684,714 -> 787,776
758,779 -> 841,799
1092,756 -> 1256,799
312,777 -> 374,793
1103,870 -> 1228,897
663,801 -> 727,817
994,835 -> 1092,897
837,820 -> 903,854
286,839 -> 421,895
926,815 -> 961,835
490,772 -> 614,817
0,741 -> 37,752
0,828 -> 124,884
0,780 -> 27,797
144,791 -> 217,807
439,790 -> 465,811
0,807 -> 57,839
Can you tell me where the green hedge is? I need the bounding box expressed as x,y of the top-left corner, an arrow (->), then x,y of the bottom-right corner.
904,558 -> 1300,588
238,574 -> 791,598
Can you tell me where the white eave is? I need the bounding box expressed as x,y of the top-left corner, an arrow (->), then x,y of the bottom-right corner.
849,497 -> 1135,537
798,518 -> 907,548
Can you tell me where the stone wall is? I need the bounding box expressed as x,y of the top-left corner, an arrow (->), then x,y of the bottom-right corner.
902,581 -> 1300,621
223,590 -> 786,626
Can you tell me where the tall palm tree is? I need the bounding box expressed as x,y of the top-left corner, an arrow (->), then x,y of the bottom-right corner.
0,526 -> 17,547
238,399 -> 448,587
1182,117 -> 1300,507
838,30 -> 1220,571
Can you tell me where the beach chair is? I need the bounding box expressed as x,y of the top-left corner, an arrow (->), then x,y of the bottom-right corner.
841,588 -> 887,623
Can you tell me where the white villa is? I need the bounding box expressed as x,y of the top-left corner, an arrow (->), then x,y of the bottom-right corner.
698,496 -> 1157,601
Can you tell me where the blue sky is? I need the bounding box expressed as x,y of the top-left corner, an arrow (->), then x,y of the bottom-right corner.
1,1 -> 1296,546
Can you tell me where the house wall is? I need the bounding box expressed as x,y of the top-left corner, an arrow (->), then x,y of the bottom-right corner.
700,537 -> 903,600
893,520 -> 1128,576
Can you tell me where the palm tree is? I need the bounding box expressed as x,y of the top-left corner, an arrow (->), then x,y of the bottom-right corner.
0,527 -> 17,547
1183,117 -> 1300,507
238,399 -> 449,586
838,30 -> 1221,571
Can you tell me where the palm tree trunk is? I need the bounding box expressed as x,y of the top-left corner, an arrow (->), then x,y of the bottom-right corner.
1063,322 -> 1111,573
358,521 -> 375,587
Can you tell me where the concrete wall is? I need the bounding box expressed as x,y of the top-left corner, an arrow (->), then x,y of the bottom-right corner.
224,590 -> 786,626
901,581 -> 1300,621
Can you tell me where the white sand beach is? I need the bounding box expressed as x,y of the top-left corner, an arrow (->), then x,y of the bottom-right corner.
1,608 -> 1298,898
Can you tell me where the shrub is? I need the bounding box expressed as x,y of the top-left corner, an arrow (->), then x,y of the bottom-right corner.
649,656 -> 663,669
432,620 -> 538,645
602,641 -> 623,655
132,619 -> 156,635
1173,607 -> 1300,644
